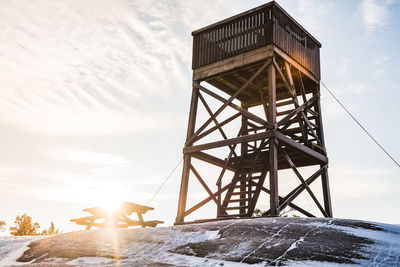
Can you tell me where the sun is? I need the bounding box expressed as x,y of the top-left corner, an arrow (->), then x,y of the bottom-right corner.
101,199 -> 123,214
89,183 -> 127,214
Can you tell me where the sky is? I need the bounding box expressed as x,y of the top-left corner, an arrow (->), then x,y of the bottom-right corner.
0,0 -> 399,233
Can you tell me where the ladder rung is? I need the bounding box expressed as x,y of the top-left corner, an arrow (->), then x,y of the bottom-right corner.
307,109 -> 319,117
236,176 -> 261,182
233,184 -> 248,188
225,205 -> 248,210
233,185 -> 257,189
309,121 -> 318,129
231,190 -> 255,196
228,198 -> 250,203
218,213 -> 248,218
277,109 -> 294,117
277,99 -> 294,107
311,142 -> 325,150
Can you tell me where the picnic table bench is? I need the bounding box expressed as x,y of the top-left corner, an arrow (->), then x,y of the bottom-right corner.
70,201 -> 164,230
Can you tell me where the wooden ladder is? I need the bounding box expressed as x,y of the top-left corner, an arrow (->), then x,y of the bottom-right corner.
218,169 -> 267,218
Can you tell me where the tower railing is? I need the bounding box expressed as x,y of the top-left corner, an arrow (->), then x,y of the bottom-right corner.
192,2 -> 321,79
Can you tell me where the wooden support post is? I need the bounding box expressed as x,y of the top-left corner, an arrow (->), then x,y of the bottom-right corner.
240,104 -> 248,215
255,77 -> 269,119
268,63 -> 279,216
321,169 -> 332,217
137,213 -> 145,228
313,89 -> 333,217
176,82 -> 199,224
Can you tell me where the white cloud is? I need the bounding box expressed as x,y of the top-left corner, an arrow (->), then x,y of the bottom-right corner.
0,0 -> 258,136
0,0 -> 194,135
296,0 -> 333,33
360,0 -> 396,30
335,59 -> 349,75
319,82 -> 366,122
335,83 -> 366,95
372,55 -> 389,77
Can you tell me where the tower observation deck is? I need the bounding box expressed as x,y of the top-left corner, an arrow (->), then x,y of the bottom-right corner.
176,1 -> 331,224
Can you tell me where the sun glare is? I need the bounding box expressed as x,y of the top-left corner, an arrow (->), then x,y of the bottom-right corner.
89,183 -> 128,214
101,199 -> 123,214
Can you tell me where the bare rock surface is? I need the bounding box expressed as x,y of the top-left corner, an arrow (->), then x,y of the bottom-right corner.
5,217 -> 400,266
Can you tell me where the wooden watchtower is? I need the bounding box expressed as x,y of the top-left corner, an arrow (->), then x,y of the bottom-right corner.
176,1 -> 332,224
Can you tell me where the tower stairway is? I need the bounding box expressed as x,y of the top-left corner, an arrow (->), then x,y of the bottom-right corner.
218,169 -> 267,218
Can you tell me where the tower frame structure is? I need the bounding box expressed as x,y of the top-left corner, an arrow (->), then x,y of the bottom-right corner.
176,1 -> 332,224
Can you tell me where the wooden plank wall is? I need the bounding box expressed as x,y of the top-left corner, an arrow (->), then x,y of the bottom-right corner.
192,8 -> 269,69
271,5 -> 320,79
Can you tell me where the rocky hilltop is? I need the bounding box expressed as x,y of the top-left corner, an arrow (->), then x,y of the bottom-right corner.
2,217 -> 400,266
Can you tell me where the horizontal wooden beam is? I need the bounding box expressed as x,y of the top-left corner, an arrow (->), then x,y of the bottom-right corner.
194,45 -> 320,83
193,45 -> 274,81
184,131 -> 274,154
275,131 -> 328,163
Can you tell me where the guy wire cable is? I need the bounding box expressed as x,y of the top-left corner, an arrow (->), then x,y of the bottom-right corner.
321,81 -> 400,168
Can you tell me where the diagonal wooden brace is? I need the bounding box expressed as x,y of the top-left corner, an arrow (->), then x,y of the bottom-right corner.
282,150 -> 329,217
278,165 -> 328,212
186,59 -> 272,145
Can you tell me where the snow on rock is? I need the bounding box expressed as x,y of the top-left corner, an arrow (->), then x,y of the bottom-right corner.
0,217 -> 399,266
0,236 -> 42,266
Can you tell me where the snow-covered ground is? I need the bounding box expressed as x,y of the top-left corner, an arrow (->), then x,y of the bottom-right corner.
0,236 -> 42,266
0,217 -> 399,266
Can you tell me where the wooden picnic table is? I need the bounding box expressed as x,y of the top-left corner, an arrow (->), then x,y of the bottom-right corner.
70,202 -> 164,230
